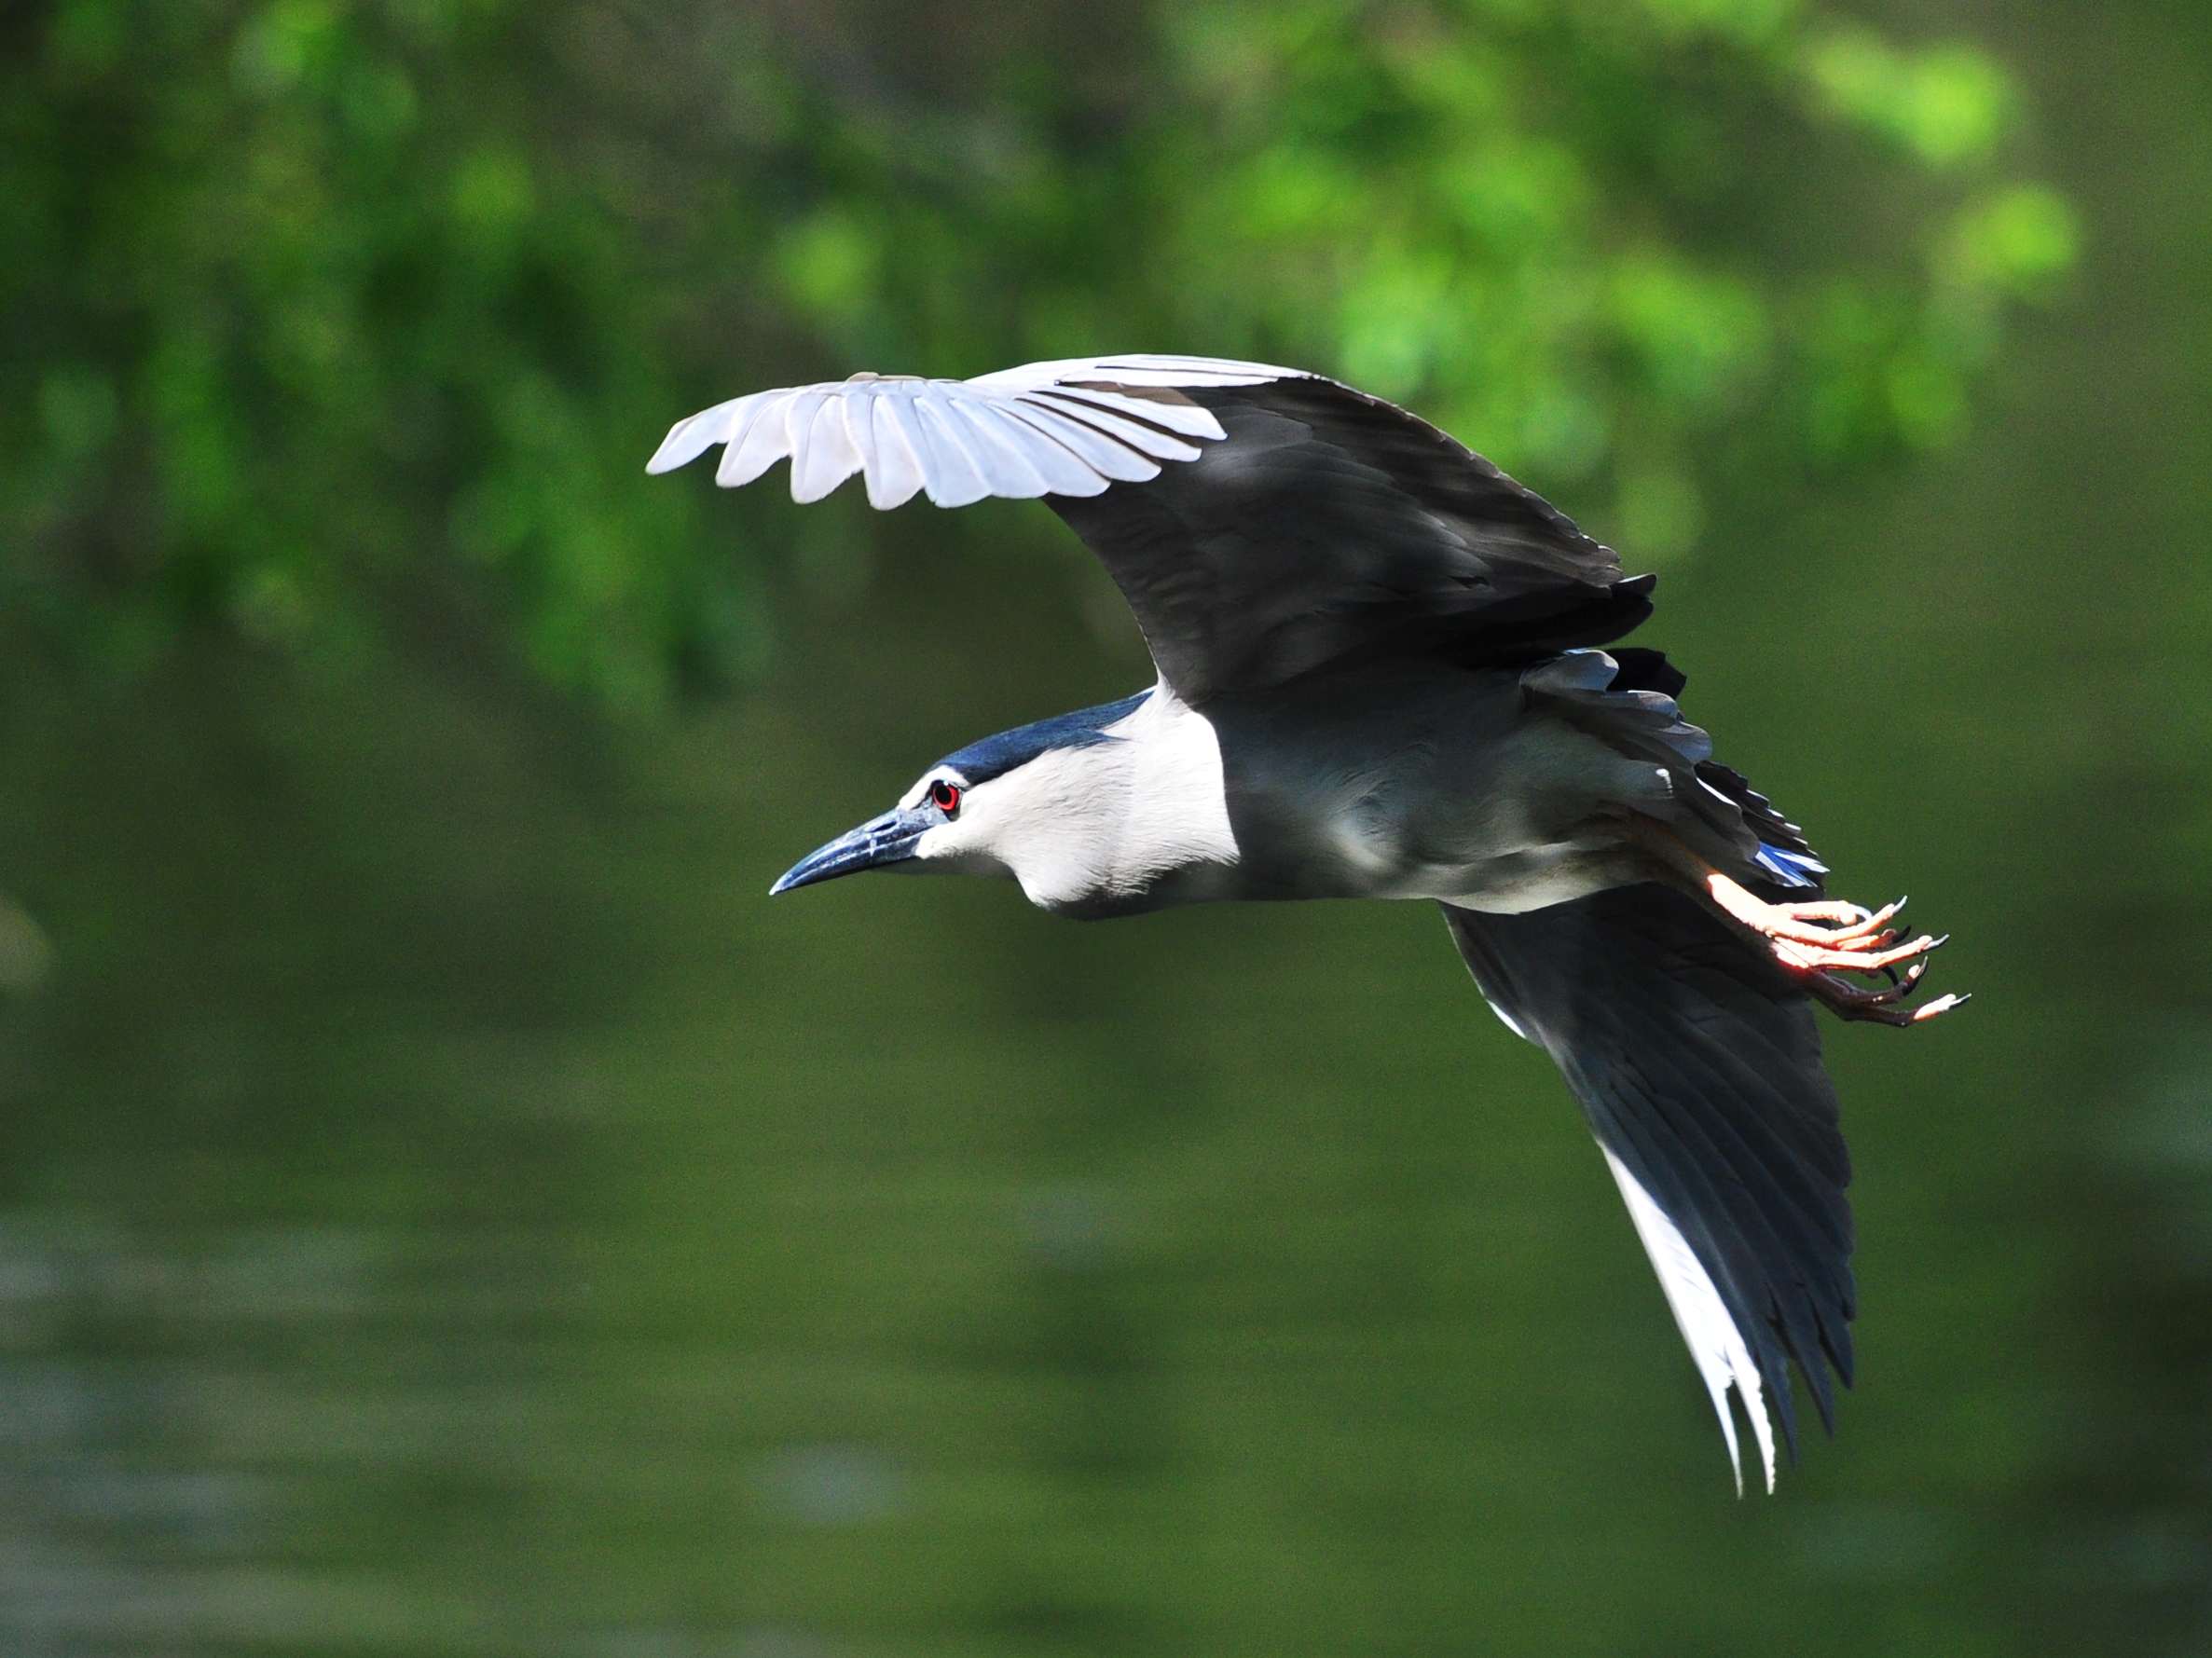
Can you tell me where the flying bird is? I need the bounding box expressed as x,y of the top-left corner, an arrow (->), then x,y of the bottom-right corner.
648,354 -> 1963,1492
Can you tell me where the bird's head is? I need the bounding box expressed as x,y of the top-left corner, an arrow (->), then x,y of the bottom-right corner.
769,692 -> 1153,906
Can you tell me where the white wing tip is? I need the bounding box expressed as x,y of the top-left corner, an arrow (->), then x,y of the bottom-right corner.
645,357 -> 1267,509
1719,1378 -> 1780,1498
1599,1146 -> 1782,1497
644,419 -> 707,474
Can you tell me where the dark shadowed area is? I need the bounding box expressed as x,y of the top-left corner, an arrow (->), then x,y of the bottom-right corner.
2,1 -> 2207,1653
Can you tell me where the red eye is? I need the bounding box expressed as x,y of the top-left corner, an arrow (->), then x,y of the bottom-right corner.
929,779 -> 962,815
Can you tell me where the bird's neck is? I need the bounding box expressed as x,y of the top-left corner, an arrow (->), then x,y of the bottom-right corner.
1008,688 -> 1243,916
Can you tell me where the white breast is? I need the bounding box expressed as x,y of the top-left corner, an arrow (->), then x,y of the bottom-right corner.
996,686 -> 1241,911
1106,688 -> 1242,893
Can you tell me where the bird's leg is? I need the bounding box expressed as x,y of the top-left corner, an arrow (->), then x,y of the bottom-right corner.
1623,821 -> 1966,1024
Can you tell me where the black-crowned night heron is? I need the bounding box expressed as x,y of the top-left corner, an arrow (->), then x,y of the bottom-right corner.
649,355 -> 1963,1493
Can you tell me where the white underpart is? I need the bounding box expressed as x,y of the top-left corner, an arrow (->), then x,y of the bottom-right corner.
644,355 -> 1312,507
1600,1146 -> 1779,1496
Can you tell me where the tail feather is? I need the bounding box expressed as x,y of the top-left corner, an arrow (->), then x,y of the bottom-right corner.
1522,648 -> 1828,894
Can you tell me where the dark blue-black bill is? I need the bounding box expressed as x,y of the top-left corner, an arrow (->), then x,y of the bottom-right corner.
769,807 -> 932,895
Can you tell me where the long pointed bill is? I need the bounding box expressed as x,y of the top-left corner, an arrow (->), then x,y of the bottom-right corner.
770,806 -> 934,895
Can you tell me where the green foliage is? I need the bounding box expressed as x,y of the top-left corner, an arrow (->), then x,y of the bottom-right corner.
2,0 -> 2074,706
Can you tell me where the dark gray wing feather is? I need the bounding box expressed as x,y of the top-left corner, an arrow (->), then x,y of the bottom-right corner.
648,356 -> 1651,705
1051,374 -> 1650,700
1442,883 -> 1855,1493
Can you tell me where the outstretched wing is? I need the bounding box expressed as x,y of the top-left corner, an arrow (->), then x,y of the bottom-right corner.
1441,884 -> 1856,1494
648,354 -> 1651,703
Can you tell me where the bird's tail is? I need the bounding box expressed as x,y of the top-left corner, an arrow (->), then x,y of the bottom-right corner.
1520,648 -> 1828,893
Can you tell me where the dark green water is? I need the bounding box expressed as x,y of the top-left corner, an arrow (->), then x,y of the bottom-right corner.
2,421 -> 2205,1655
3,7 -> 2209,1652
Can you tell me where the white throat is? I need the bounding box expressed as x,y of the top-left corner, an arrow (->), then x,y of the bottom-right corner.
932,687 -> 1242,913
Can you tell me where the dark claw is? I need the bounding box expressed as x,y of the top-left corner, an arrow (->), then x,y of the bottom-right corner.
1873,960 -> 1930,1002
1807,956 -> 1960,1024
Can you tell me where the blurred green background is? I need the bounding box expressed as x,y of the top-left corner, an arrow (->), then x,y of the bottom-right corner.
2,0 -> 2206,1652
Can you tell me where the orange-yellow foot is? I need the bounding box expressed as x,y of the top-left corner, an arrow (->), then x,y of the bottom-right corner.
1702,872 -> 1967,1025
